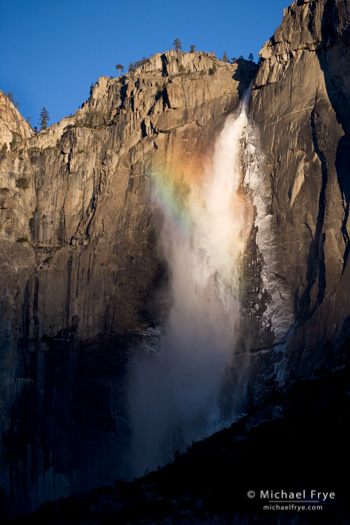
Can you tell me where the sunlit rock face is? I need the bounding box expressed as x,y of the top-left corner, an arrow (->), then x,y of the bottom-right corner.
0,90 -> 33,149
0,51 -> 255,514
247,0 -> 350,388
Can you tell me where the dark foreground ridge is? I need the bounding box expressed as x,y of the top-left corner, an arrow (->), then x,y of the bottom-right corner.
5,353 -> 350,524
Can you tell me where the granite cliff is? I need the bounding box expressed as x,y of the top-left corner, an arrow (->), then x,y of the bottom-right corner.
0,91 -> 33,149
1,0 -> 350,517
0,52 -> 256,513
247,0 -> 350,392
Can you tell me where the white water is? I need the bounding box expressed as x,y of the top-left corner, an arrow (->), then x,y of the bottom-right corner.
243,123 -> 294,343
128,93 -> 251,477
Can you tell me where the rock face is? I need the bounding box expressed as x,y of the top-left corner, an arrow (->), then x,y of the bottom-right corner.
0,91 -> 33,148
247,0 -> 350,389
0,51 -> 256,514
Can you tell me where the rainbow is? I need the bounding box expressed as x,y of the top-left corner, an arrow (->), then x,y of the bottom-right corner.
148,145 -> 211,234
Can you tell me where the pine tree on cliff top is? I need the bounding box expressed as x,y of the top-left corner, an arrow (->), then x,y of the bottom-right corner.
116,64 -> 124,76
40,107 -> 49,130
173,38 -> 182,51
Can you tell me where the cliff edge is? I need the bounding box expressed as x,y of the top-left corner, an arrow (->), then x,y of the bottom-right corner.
0,91 -> 33,148
248,0 -> 350,388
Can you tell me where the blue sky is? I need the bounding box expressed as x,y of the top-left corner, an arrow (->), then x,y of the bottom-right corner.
0,0 -> 289,127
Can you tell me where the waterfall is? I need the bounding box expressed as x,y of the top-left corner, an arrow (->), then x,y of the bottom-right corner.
128,92 -> 251,478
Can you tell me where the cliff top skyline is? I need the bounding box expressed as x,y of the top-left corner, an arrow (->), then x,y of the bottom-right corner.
0,0 -> 289,128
